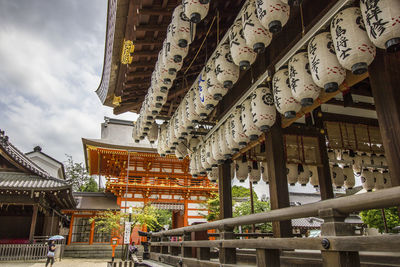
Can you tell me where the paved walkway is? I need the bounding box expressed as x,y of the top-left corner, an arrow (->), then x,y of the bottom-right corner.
0,258 -> 108,267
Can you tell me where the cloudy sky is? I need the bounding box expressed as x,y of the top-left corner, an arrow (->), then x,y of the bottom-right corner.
0,0 -> 135,164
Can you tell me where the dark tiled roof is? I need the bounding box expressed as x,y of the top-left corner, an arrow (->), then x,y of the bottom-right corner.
0,172 -> 70,190
73,192 -> 119,210
0,131 -> 51,178
291,217 -> 324,229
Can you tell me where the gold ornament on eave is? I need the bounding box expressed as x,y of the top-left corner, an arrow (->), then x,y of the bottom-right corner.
121,39 -> 135,64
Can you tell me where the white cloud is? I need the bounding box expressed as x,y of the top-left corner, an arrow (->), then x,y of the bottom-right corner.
0,0 -> 135,164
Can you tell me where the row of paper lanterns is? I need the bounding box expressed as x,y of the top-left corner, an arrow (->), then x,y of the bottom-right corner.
158,0 -> 400,154
140,0 -> 400,180
135,0 -> 211,139
139,0 -> 293,141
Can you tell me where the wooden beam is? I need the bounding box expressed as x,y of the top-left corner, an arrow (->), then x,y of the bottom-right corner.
369,49 -> 400,187
131,51 -> 159,57
136,24 -> 169,32
128,60 -> 157,68
326,98 -> 375,111
29,204 -> 38,242
126,71 -> 152,80
265,122 -> 292,238
113,102 -> 140,115
138,8 -> 173,16
218,160 -> 233,219
133,39 -> 164,45
115,0 -> 138,97
321,112 -> 379,127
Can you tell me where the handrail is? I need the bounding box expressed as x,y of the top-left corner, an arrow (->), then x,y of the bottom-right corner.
152,186 -> 400,237
150,235 -> 400,252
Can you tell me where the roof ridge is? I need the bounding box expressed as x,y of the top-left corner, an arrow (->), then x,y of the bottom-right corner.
0,130 -> 68,185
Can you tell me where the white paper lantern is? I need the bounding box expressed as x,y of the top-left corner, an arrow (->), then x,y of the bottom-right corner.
241,98 -> 262,140
251,84 -> 276,131
190,154 -> 199,177
187,89 -> 201,124
232,106 -> 250,146
211,131 -> 225,164
219,124 -> 232,159
374,170 -> 384,190
225,116 -> 240,153
242,0 -> 273,53
370,153 -> 379,166
298,164 -> 310,186
182,0 -> 210,24
236,157 -> 249,182
287,163 -> 298,185
331,7 -> 376,75
158,123 -> 169,156
288,51 -> 321,106
196,149 -> 206,175
207,168 -> 218,183
175,142 -> 187,160
205,139 -> 218,168
309,165 -> 319,187
361,152 -> 371,165
156,53 -> 177,85
360,0 -> 400,52
378,154 -> 387,166
162,40 -> 183,75
193,84 -> 210,118
229,18 -> 257,70
308,32 -> 346,93
215,43 -> 240,89
382,170 -> 391,188
206,56 -> 228,100
256,0 -> 290,33
179,104 -> 189,138
330,164 -> 344,188
361,168 -> 375,191
166,26 -> 189,63
272,67 -> 301,119
170,5 -> 196,48
261,161 -> 270,184
200,145 -> 212,171
343,165 -> 355,189
199,69 -> 218,109
147,122 -> 159,144
132,124 -> 140,143
249,161 -> 261,184
188,136 -> 200,153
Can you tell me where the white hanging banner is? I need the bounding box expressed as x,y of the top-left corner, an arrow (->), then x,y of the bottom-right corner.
123,222 -> 133,244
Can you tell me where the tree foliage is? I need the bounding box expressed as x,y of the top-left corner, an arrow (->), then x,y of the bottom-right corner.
64,155 -> 97,192
360,207 -> 400,233
153,209 -> 172,231
203,186 -> 272,232
89,205 -> 161,236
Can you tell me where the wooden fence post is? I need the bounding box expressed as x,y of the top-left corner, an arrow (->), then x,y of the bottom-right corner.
219,228 -> 236,264
181,232 -> 192,258
319,208 -> 360,267
161,236 -> 169,254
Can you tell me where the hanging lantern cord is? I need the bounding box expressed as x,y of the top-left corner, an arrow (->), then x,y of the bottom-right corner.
184,15 -> 217,75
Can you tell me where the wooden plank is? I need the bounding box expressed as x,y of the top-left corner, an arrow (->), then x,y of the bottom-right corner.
257,249 -> 280,267
135,24 -> 169,32
138,8 -> 173,16
322,251 -> 360,267
265,123 -> 292,238
368,50 -> 400,186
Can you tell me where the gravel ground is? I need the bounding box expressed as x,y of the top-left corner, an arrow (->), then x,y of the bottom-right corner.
0,258 -> 108,267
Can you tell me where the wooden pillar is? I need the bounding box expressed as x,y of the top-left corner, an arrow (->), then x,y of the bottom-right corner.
218,159 -> 236,264
183,198 -> 189,227
314,108 -> 334,200
319,208 -> 360,267
256,248 -> 280,267
369,50 -> 400,186
265,123 -> 292,238
29,204 -> 38,242
89,219 -> 95,245
218,159 -> 233,219
67,215 -> 74,245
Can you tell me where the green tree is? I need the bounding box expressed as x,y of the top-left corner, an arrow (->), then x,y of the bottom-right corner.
64,155 -> 96,192
232,185 -> 258,199
360,207 -> 400,233
79,177 -> 99,192
89,204 -> 160,236
234,199 -> 272,233
153,209 -> 172,231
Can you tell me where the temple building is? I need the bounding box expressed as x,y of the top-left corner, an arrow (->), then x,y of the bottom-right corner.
0,130 -> 75,243
62,117 -> 217,246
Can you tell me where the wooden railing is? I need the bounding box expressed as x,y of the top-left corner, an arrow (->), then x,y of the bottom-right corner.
0,243 -> 48,261
148,186 -> 400,267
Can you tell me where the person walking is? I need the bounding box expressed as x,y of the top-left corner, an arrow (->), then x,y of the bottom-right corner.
45,240 -> 56,267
